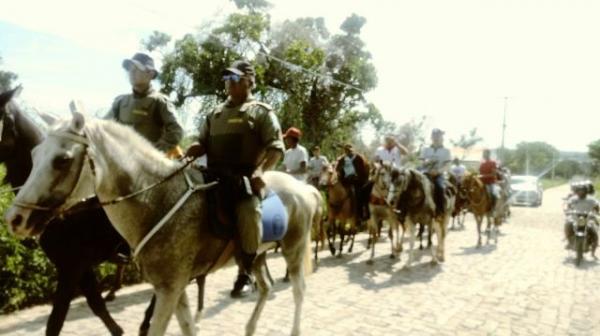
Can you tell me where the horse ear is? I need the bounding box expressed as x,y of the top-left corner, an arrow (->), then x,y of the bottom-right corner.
0,85 -> 23,109
69,100 -> 86,133
37,111 -> 59,126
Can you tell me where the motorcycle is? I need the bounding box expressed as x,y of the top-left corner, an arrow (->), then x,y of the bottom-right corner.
565,210 -> 599,266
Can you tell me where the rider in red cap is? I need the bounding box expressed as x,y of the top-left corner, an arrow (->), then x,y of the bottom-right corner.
282,127 -> 309,182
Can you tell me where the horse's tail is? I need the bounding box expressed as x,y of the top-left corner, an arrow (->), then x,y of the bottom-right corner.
303,230 -> 314,275
303,188 -> 323,275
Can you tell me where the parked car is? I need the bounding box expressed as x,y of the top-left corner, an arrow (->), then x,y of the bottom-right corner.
510,175 -> 543,207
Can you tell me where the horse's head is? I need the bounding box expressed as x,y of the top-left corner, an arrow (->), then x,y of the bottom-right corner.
318,164 -> 336,188
4,111 -> 95,237
387,167 -> 412,207
0,86 -> 23,162
370,161 -> 393,195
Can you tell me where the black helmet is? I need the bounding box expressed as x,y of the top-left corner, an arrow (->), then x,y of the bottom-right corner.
571,181 -> 587,193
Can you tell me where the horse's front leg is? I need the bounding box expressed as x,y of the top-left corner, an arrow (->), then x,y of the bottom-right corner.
338,223 -> 345,257
486,215 -> 492,244
139,295 -> 155,336
405,218 -> 416,267
430,220 -> 441,264
46,269 -> 80,336
104,263 -> 125,302
174,290 -> 195,336
348,218 -> 357,253
246,253 -> 272,336
327,218 -> 336,256
79,269 -> 123,336
148,285 -> 189,336
476,215 -> 483,247
367,216 -> 377,264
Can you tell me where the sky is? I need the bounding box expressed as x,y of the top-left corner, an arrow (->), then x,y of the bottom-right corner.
1,0 -> 600,152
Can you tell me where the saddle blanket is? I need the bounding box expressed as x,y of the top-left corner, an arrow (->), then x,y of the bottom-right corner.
261,190 -> 288,242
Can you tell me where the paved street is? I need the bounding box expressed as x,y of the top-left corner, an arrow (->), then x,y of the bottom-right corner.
2,184 -> 600,335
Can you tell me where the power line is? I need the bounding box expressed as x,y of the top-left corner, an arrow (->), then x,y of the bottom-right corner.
122,0 -> 367,94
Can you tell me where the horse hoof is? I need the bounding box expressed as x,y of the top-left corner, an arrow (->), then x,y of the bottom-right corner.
336,254 -> 342,259
111,326 -> 124,336
390,254 -> 396,259
366,259 -> 374,265
104,292 -> 116,302
329,247 -> 336,256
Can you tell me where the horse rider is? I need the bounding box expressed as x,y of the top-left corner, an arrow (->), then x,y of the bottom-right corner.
479,149 -> 500,212
104,52 -> 183,264
374,134 -> 408,167
419,128 -> 451,216
564,182 -> 599,249
105,52 -> 183,158
336,144 -> 370,221
450,157 -> 467,185
185,60 -> 284,298
307,145 -> 329,187
282,127 -> 309,182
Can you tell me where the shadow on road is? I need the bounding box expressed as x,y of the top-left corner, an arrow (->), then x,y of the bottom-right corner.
0,287 -> 155,336
452,244 -> 498,256
561,256 -> 599,270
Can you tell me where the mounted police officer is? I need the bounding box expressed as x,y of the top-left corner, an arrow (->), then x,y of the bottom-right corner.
105,52 -> 183,156
185,60 -> 284,298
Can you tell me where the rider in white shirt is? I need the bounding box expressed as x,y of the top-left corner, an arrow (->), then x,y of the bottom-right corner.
449,158 -> 467,184
282,127 -> 309,182
374,135 -> 408,167
307,145 -> 329,187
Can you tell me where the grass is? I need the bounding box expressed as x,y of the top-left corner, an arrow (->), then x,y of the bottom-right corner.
540,177 -> 568,190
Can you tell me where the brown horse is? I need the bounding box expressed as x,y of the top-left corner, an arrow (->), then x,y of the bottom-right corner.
319,164 -> 359,257
448,174 -> 469,230
461,173 -> 502,246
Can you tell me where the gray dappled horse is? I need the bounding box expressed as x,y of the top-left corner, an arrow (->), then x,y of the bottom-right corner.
388,167 -> 456,266
366,162 -> 402,264
6,112 -> 316,336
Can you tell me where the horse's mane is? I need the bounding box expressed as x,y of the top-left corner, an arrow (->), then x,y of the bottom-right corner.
52,117 -> 177,177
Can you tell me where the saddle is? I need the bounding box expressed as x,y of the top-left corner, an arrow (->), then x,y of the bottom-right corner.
192,167 -> 288,242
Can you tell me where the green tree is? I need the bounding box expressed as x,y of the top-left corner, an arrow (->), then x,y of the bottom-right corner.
504,141 -> 558,176
451,128 -> 483,151
147,4 -> 378,160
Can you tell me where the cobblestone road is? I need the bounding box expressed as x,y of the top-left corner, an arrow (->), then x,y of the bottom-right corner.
2,185 -> 600,335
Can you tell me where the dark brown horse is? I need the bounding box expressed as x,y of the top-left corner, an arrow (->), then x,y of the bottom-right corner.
388,168 -> 456,266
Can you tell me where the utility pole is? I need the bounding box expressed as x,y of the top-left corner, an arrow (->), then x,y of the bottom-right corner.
500,97 -> 508,155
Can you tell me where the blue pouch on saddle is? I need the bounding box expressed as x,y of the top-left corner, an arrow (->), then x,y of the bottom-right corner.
261,190 -> 288,242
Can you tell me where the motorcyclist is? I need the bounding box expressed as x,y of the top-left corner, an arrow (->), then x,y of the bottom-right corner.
564,181 -> 599,249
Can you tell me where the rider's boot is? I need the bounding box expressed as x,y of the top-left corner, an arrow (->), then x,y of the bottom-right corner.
230,252 -> 256,298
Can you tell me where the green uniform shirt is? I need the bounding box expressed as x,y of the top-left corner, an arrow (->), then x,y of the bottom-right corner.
198,95 -> 284,175
105,88 -> 183,152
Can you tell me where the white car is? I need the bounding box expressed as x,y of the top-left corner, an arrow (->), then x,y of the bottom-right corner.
510,175 -> 543,207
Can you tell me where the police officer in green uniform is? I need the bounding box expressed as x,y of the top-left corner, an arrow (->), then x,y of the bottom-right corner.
105,52 -> 183,153
185,60 -> 284,298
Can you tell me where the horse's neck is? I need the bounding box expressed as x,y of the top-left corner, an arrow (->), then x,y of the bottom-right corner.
4,110 -> 41,187
14,109 -> 44,146
87,122 -> 175,196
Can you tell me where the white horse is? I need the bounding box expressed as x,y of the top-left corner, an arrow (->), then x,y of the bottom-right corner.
5,111 -> 316,336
